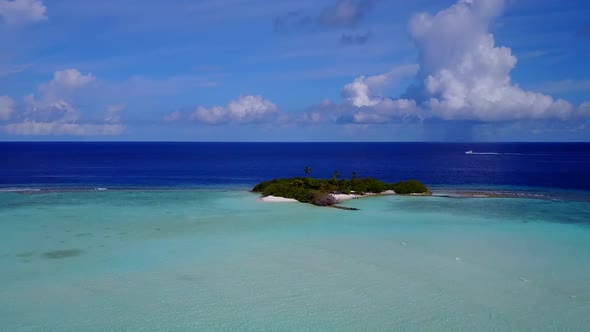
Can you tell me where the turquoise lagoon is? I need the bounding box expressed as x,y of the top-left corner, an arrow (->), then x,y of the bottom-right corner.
1,189 -> 590,331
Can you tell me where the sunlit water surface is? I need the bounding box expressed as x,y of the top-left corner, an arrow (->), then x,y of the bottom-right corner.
1,190 -> 589,331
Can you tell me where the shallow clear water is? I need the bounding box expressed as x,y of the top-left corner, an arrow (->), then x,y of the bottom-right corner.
1,190 -> 589,331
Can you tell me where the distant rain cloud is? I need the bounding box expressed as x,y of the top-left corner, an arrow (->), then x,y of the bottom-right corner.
319,0 -> 378,27
273,0 -> 378,33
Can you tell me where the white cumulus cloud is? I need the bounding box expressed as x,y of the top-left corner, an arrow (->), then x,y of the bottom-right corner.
22,69 -> 96,124
50,69 -> 96,88
341,64 -> 419,107
192,95 -> 278,124
33,69 -> 96,105
5,99 -> 125,136
0,95 -> 14,120
23,97 -> 79,123
3,69 -> 125,136
410,0 -> 574,121
0,0 -> 47,26
311,64 -> 420,124
319,0 -> 585,125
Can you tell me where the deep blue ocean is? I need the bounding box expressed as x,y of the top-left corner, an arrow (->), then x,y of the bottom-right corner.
1,142 -> 589,190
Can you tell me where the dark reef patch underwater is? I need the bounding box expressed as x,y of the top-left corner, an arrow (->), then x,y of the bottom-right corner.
42,249 -> 83,259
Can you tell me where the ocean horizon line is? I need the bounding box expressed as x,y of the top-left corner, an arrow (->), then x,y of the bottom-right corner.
1,141 -> 590,144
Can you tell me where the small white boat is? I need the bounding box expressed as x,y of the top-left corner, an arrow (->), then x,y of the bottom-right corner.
465,150 -> 473,154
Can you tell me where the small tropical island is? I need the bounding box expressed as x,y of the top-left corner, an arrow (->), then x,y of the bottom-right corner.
253,167 -> 430,209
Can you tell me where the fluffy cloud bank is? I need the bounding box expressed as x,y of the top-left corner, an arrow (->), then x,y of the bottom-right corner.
191,95 -> 279,124
4,122 -> 123,135
0,0 -> 47,26
318,0 -> 585,124
3,69 -> 125,136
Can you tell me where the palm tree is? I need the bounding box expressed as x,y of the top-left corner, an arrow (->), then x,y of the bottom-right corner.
352,171 -> 358,181
332,169 -> 339,182
304,166 -> 311,176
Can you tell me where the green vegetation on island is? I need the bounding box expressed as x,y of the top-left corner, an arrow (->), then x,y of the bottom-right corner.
253,167 -> 429,207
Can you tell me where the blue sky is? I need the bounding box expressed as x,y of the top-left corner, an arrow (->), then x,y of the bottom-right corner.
0,0 -> 589,141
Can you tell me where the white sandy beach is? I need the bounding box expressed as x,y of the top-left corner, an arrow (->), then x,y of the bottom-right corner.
260,190 -> 397,204
332,190 -> 397,202
259,195 -> 299,202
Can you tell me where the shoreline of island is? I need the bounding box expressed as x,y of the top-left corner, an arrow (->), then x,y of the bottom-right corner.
259,190 -> 401,203
258,189 -> 566,204
253,169 -> 585,207
1,182 -> 585,204
252,170 -> 431,209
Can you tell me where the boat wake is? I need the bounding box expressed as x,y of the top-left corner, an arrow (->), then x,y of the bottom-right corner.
466,151 -> 500,155
465,150 -> 554,156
